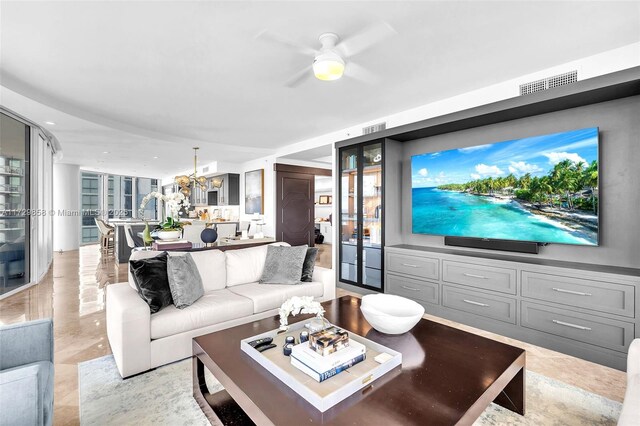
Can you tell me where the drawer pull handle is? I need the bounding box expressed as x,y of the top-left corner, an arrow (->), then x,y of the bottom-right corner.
463,273 -> 488,279
552,319 -> 592,331
401,285 -> 421,292
463,299 -> 490,307
401,263 -> 420,268
552,288 -> 592,296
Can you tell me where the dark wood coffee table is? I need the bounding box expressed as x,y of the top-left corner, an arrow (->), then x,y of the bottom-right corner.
193,296 -> 525,425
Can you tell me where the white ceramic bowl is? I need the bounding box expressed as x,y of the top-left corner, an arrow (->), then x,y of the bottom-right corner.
360,294 -> 425,335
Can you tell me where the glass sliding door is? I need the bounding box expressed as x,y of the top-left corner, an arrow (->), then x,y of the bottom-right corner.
0,113 -> 30,295
339,140 -> 384,291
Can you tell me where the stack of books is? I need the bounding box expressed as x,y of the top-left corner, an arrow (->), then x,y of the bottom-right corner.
151,239 -> 193,251
291,327 -> 366,382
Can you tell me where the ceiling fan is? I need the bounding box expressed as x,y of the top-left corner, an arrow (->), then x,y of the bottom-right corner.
256,22 -> 397,87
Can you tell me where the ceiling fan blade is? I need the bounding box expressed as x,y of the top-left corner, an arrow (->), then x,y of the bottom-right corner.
338,21 -> 397,58
285,65 -> 313,88
344,62 -> 379,85
255,30 -> 318,57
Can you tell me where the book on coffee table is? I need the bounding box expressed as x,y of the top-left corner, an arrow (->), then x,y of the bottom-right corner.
291,338 -> 366,374
291,352 -> 366,382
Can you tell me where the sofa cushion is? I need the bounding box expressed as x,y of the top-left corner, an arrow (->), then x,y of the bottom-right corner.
188,250 -> 227,292
0,361 -> 53,426
228,281 -> 324,314
301,247 -> 319,282
225,245 -> 270,287
129,252 -> 173,313
150,289 -> 254,339
166,254 -> 204,309
619,373 -> 640,425
259,245 -> 308,285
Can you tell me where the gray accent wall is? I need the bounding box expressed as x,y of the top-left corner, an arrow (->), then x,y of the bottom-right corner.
399,96 -> 640,268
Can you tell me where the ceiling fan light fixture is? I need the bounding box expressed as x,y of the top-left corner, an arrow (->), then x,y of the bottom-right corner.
313,51 -> 345,81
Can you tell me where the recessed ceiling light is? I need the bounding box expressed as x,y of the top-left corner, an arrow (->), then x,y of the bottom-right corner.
45,121 -> 56,125
102,151 -> 109,154
153,156 -> 158,159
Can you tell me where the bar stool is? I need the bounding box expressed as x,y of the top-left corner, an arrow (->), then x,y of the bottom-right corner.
95,218 -> 115,257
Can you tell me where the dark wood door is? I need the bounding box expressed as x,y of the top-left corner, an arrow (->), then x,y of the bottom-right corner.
275,170 -> 315,246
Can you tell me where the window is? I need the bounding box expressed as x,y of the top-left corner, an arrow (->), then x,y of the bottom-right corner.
80,172 -> 100,243
137,178 -> 158,220
80,173 -> 159,244
0,113 -> 30,294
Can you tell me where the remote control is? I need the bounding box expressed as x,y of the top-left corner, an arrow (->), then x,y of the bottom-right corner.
256,343 -> 277,353
248,337 -> 273,348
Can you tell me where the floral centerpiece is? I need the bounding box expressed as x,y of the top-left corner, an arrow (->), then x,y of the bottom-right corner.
139,191 -> 191,240
278,296 -> 326,332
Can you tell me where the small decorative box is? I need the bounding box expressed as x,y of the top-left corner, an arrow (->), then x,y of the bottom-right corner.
309,327 -> 349,356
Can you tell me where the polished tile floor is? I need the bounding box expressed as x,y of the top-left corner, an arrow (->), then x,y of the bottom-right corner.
0,245 -> 626,425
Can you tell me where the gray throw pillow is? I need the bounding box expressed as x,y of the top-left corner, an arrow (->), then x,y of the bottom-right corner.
260,245 -> 308,285
166,253 -> 204,309
301,247 -> 319,282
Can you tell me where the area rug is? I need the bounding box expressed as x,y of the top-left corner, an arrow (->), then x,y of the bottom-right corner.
79,355 -> 621,425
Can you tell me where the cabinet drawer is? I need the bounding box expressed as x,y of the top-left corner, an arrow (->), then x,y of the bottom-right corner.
521,301 -> 635,353
387,274 -> 439,305
340,263 -> 356,282
364,267 -> 382,288
442,285 -> 516,324
364,247 -> 382,270
442,261 -> 516,295
341,244 -> 357,265
521,271 -> 635,318
387,253 -> 438,279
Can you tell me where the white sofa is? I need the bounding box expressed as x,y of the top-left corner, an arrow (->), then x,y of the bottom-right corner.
618,338 -> 640,425
106,243 -> 335,378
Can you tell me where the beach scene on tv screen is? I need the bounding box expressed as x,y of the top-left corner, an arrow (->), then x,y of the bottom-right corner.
411,127 -> 599,246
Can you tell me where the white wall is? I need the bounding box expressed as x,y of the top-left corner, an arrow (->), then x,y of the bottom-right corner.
53,163 -> 80,251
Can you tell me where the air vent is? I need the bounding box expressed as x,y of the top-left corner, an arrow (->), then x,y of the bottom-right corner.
519,70 -> 578,96
362,122 -> 386,135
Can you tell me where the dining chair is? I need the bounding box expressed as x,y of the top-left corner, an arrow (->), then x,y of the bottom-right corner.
238,221 -> 250,236
94,218 -> 115,257
182,222 -> 206,243
215,223 -> 237,239
123,224 -> 145,252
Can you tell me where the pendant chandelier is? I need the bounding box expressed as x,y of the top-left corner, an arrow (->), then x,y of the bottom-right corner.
174,147 -> 208,196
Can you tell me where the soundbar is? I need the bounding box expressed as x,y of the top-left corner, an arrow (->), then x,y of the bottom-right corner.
444,236 -> 540,254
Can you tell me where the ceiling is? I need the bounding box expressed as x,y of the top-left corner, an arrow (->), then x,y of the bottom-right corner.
1,1 -> 638,176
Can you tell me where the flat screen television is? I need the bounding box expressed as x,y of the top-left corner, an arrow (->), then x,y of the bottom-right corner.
411,127 -> 599,246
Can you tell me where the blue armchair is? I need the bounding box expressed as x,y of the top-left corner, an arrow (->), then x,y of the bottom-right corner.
0,318 -> 54,426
